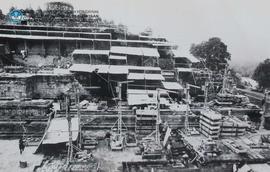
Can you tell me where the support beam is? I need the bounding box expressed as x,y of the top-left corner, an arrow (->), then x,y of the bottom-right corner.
58,40 -> 61,57
41,40 -> 45,57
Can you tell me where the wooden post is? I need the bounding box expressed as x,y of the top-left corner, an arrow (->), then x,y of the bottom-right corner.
65,95 -> 70,164
58,40 -> 61,57
204,81 -> 208,108
24,40 -> 27,51
66,95 -> 73,164
76,88 -> 82,148
41,40 -> 45,57
185,85 -> 190,133
118,83 -> 122,135
156,89 -> 160,145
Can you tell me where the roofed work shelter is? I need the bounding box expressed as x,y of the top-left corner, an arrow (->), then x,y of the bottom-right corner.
69,64 -> 128,99
0,29 -> 111,57
173,50 -> 200,68
109,54 -> 127,65
127,66 -> 164,91
69,64 -> 165,99
110,46 -> 159,66
72,49 -> 110,64
176,67 -> 195,85
36,117 -> 79,154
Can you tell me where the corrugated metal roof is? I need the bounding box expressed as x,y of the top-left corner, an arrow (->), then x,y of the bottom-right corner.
72,49 -> 109,55
108,65 -> 129,74
110,46 -> 142,56
129,66 -> 161,71
69,64 -> 162,75
127,73 -> 145,80
110,46 -> 159,57
144,73 -> 165,80
69,64 -> 92,73
162,81 -> 183,90
173,50 -> 200,63
141,47 -> 160,57
109,55 -> 127,60
127,89 -> 167,95
95,65 -> 110,73
176,67 -> 193,73
128,73 -> 164,80
42,117 -> 79,144
69,64 -> 109,73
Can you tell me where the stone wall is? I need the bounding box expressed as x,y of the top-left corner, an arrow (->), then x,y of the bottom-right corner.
0,107 -> 50,120
0,99 -> 53,120
0,121 -> 47,137
0,73 -> 80,100
32,74 -> 76,99
0,77 -> 33,98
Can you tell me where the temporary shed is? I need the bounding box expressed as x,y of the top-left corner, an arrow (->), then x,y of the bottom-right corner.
173,50 -> 200,63
110,46 -> 159,57
162,81 -> 183,90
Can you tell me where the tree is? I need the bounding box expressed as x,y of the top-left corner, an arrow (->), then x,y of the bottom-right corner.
35,7 -> 43,18
252,59 -> 270,89
190,37 -> 231,72
78,12 -> 88,22
9,6 -> 16,13
46,1 -> 74,18
24,7 -> 35,18
0,9 -> 4,20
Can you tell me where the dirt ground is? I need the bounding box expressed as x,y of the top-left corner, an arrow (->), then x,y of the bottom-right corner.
93,140 -> 142,172
0,139 -> 43,172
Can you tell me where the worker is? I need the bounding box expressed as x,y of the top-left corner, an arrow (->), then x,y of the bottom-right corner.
19,137 -> 25,154
182,153 -> 189,167
166,142 -> 173,162
21,49 -> 28,60
104,131 -> 111,150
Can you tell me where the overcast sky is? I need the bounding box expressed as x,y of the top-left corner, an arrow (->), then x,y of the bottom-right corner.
2,0 -> 270,65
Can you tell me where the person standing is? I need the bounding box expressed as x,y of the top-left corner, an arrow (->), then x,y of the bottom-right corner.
19,138 -> 25,154
166,142 -> 173,162
105,131 -> 111,150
